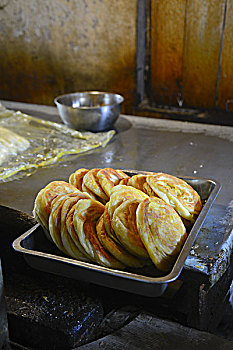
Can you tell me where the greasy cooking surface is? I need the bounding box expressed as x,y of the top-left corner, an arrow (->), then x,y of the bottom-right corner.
0,101 -> 232,286
0,104 -> 232,213
0,104 -> 115,181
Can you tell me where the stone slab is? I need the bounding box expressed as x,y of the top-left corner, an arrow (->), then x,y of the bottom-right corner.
78,313 -> 233,350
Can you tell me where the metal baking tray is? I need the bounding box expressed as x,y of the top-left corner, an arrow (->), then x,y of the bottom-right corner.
13,170 -> 221,297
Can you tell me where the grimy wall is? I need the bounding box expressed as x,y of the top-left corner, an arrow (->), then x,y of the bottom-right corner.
1,0 -> 233,115
0,0 -> 137,114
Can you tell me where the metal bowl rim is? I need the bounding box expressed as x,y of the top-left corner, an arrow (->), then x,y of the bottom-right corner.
54,91 -> 124,110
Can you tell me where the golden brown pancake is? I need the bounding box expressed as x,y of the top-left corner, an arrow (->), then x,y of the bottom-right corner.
32,188 -> 49,235
82,168 -> 108,203
33,169 -> 197,273
69,168 -> 89,190
108,185 -> 149,220
72,198 -> 124,269
97,168 -> 129,198
127,174 -> 148,192
112,198 -> 149,259
146,173 -> 202,221
65,203 -> 93,259
33,181 -> 79,232
48,193 -> 83,255
103,202 -> 119,243
136,197 -> 187,271
96,212 -> 145,268
118,178 -> 130,186
60,193 -> 93,261
48,192 -> 85,252
142,182 -> 158,197
48,194 -> 72,254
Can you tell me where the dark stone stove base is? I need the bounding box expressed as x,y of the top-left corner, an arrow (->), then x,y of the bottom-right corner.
78,313 -> 233,350
6,273 -> 104,350
1,204 -> 233,349
0,205 -> 105,349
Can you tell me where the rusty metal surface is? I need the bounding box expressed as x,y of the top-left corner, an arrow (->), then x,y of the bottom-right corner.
0,101 -> 233,286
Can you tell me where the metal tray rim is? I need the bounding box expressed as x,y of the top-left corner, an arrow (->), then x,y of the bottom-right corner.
12,173 -> 221,286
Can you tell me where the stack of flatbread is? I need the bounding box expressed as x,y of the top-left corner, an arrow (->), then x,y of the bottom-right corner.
33,168 -> 202,271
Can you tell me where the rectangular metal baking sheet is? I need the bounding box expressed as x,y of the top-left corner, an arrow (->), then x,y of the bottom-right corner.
13,170 -> 221,297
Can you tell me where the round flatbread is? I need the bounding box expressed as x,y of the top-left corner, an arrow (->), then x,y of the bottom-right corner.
69,168 -> 89,190
48,194 -> 72,254
108,185 -> 149,220
112,198 -> 149,259
82,168 -> 108,203
97,168 -> 129,198
146,173 -> 202,221
136,197 -> 187,271
60,193 -> 93,261
73,198 -> 124,269
33,181 -> 79,233
127,174 -> 148,192
96,210 -> 145,268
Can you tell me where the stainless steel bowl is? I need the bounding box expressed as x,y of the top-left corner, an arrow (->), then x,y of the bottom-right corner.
54,91 -> 124,132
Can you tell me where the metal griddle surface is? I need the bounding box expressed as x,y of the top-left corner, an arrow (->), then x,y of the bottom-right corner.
1,101 -> 233,287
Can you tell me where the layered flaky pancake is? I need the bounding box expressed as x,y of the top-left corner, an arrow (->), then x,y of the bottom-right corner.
146,173 -> 202,222
33,181 -> 79,234
126,174 -> 148,192
118,178 -> 129,186
82,168 -> 109,203
136,197 -> 187,271
32,187 -> 48,234
72,198 -> 124,268
48,192 -> 89,254
66,205 -> 93,259
60,193 -> 93,261
97,168 -> 129,198
108,185 -> 149,220
69,168 -> 129,200
96,206 -> 145,268
69,168 -> 89,191
32,168 -> 201,272
112,198 -> 149,259
48,194 -> 73,254
102,202 -> 119,243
